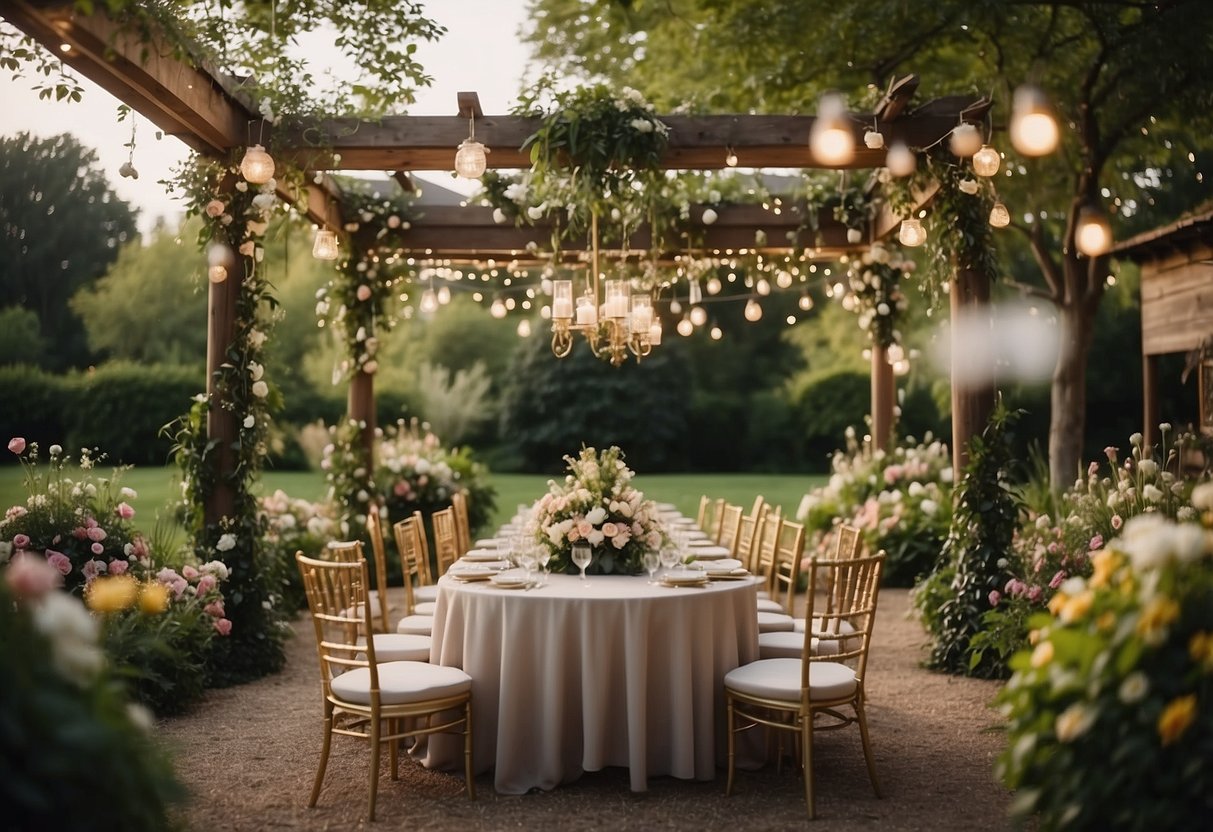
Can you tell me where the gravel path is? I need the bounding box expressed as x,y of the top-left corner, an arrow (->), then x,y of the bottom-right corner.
159,588 -> 1011,831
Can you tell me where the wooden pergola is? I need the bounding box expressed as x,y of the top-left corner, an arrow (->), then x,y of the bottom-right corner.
8,1 -> 996,519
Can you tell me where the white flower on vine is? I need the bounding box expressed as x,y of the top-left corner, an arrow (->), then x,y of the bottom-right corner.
216,533 -> 237,552
252,380 -> 269,398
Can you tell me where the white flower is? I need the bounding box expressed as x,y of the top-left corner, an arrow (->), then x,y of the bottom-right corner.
249,362 -> 264,381
701,208 -> 718,225
1119,514 -> 1177,570
920,499 -> 938,516
243,415 -> 256,429
49,444 -> 63,456
1142,484 -> 1163,503
1137,459 -> 1158,478
120,486 -> 138,499
1191,482 -> 1213,510
1118,672 -> 1149,704
252,380 -> 269,398
1036,514 -> 1052,530
1054,702 -> 1096,742
492,207 -> 507,224
586,530 -> 605,546
585,506 -> 608,526
31,592 -> 104,686
201,560 -> 230,579
629,118 -> 653,133
1130,432 -> 1143,446
216,533 -> 237,552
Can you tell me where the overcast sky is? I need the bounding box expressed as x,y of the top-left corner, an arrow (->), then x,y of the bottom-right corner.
0,1 -> 534,234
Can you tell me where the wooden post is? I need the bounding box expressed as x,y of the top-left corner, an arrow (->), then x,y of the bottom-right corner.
349,368 -> 376,466
204,264 -> 239,524
950,267 -> 995,475
1142,353 -> 1160,450
871,344 -> 895,451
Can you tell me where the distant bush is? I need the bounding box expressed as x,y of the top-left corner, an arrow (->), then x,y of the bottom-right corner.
0,366 -> 68,460
791,368 -> 870,471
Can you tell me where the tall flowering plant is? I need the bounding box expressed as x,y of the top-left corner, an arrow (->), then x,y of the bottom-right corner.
530,446 -> 665,575
997,508 -> 1213,830
844,241 -> 913,350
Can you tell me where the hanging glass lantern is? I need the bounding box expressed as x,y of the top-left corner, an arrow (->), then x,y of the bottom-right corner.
971,145 -> 1001,177
898,218 -> 927,247
240,144 -> 275,184
989,202 -> 1011,228
1010,85 -> 1060,156
311,229 -> 339,260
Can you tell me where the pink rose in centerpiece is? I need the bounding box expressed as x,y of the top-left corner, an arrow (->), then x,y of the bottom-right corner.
109,559 -> 129,576
601,522 -> 619,538
115,502 -> 135,520
214,618 -> 233,636
7,437 -> 25,455
204,600 -> 225,618
46,550 -> 72,575
81,559 -> 108,581
195,574 -> 217,596
1088,534 -> 1103,551
86,526 -> 107,543
182,564 -> 199,580
90,542 -> 104,556
13,533 -> 30,549
204,199 -> 226,217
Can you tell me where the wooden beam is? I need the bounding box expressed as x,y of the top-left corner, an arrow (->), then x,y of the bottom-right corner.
275,103 -> 990,172
456,91 -> 484,119
5,0 -> 252,156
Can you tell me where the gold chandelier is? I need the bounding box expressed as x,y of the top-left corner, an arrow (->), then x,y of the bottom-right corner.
550,212 -> 661,366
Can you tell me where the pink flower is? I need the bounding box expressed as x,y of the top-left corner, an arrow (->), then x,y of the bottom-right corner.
356,284 -> 372,301
5,552 -> 62,597
204,199 -> 226,217
86,526 -> 107,542
12,533 -> 30,549
81,559 -> 107,581
214,618 -> 233,636
7,437 -> 25,455
1005,578 -> 1027,597
1026,585 -> 1043,603
1088,534 -> 1103,551
1049,570 -> 1067,589
182,564 -> 199,580
1087,461 -> 1100,477
576,520 -> 593,538
6,506 -> 27,521
195,574 -> 217,596
90,542 -> 104,555
1111,514 -> 1123,530
129,537 -> 149,560
988,590 -> 1001,607
601,522 -> 619,538
204,600 -> 226,618
46,551 -> 72,575
1104,446 -> 1118,463
108,559 -> 129,576
115,502 -> 135,520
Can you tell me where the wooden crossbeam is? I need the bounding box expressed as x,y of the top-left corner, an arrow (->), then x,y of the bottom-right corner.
5,0 -> 249,155
276,106 -> 989,172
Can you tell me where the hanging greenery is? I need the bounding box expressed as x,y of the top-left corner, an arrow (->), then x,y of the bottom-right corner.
165,152 -> 288,686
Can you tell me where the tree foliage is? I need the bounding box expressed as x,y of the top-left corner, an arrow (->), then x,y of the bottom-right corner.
0,133 -> 136,370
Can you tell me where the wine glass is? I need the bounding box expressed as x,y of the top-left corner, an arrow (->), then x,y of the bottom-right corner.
642,550 -> 660,584
659,540 -> 680,577
516,547 -> 536,587
537,547 -> 552,586
572,543 -> 592,583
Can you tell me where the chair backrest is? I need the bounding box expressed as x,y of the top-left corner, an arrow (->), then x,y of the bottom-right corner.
296,552 -> 381,697
737,503 -> 773,570
391,515 -> 424,615
769,519 -> 806,615
412,509 -> 433,584
451,491 -> 472,556
696,495 -> 715,531
749,494 -> 766,521
752,511 -> 782,589
364,506 -> 392,632
802,551 -> 884,688
431,506 -> 460,577
716,504 -> 744,553
821,522 -> 864,618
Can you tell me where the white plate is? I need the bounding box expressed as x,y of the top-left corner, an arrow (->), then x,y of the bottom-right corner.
449,566 -> 495,581
703,558 -> 743,572
661,571 -> 709,587
686,545 -> 731,560
457,558 -> 510,570
463,549 -> 506,561
474,538 -> 505,548
685,535 -> 714,545
491,572 -> 530,589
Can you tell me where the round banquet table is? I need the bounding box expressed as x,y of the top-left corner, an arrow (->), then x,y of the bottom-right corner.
421,571 -> 760,794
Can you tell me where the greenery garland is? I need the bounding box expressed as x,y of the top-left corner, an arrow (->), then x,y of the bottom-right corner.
166,152 -> 288,686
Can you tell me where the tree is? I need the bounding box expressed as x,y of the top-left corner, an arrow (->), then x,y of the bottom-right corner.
0,133 -> 137,369
526,0 -> 1213,488
71,218 -> 208,366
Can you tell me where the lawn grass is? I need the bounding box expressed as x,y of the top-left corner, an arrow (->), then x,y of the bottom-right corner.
0,465 -> 826,537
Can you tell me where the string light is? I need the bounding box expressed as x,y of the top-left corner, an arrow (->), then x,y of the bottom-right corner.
989,202 -> 1011,228
1075,204 -> 1112,256
743,299 -> 763,321
677,315 -> 694,337
898,218 -> 927,247
949,123 -> 982,157
809,93 -> 855,166
709,322 -> 723,341
240,144 -> 275,184
885,142 -> 917,177
972,145 -> 1001,177
454,113 -> 490,178
1010,84 -> 1060,156
690,305 -> 708,327
311,229 -> 339,260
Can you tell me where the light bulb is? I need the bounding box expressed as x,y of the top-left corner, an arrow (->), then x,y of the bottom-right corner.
810,93 -> 854,166
972,145 -> 1001,177
420,288 -> 439,314
1010,85 -> 1060,156
648,320 -> 663,345
240,144 -> 275,184
677,315 -> 694,337
207,264 -> 228,284
949,123 -> 982,157
744,299 -> 763,321
885,142 -> 917,177
516,319 -> 532,337
706,276 -> 722,295
1075,204 -> 1112,256
798,291 -> 814,311
756,278 -> 771,296
312,229 -> 339,260
898,218 -> 927,247
863,129 -> 884,149
437,286 -> 451,305
989,202 -> 1011,228
454,139 -> 489,178
490,297 -> 508,318
725,150 -> 738,167
709,323 -> 723,341
690,305 -> 708,327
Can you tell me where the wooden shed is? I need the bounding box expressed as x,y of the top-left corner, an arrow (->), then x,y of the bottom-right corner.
1113,207 -> 1213,447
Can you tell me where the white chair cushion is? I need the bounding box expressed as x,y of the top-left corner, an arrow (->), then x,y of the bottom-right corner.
356,633 -> 432,663
756,590 -> 771,601
758,631 -> 838,659
757,611 -> 795,633
413,601 -> 437,615
793,616 -> 857,636
755,598 -> 786,614
724,658 -> 857,702
331,661 -> 470,706
414,585 -> 440,603
396,614 -> 434,635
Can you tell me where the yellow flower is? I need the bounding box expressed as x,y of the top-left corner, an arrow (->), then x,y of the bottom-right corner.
139,582 -> 171,615
1189,632 -> 1213,671
1055,703 -> 1096,742
1031,640 -> 1054,669
1048,592 -> 1069,617
1089,549 -> 1119,589
85,575 -> 138,613
1136,595 -> 1180,643
1157,695 -> 1197,746
1096,611 -> 1116,632
1028,628 -> 1041,646
1059,590 -> 1094,624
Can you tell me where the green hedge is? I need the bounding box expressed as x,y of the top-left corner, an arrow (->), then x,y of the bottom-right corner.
791,368 -> 870,471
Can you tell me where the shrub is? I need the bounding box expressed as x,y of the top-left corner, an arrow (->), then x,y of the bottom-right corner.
259,488 -> 340,610
790,368 -> 870,471
0,365 -> 69,459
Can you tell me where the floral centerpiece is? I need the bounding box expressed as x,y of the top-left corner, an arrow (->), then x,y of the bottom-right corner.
530,446 -> 665,575
997,508 -> 1213,829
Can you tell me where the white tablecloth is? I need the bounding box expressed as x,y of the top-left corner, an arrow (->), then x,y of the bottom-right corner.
423,572 -> 760,793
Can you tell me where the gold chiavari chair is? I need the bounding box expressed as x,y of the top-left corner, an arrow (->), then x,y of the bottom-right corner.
296,553 -> 473,821
364,506 -> 395,633
716,503 -> 744,554
724,551 -> 885,819
451,491 -> 472,558
696,495 -> 717,532
735,500 -> 769,572
390,514 -> 436,617
794,523 -> 863,638
322,541 -> 432,659
430,506 -> 461,578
